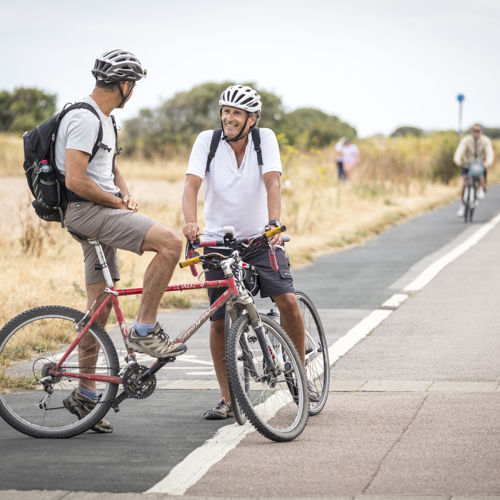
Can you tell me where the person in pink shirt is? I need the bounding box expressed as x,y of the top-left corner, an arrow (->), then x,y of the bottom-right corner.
342,138 -> 360,181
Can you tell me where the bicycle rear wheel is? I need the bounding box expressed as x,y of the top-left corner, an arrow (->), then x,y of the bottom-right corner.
296,291 -> 330,415
0,306 -> 119,438
226,314 -> 308,442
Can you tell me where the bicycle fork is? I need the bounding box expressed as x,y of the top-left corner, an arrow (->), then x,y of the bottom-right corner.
244,303 -> 281,379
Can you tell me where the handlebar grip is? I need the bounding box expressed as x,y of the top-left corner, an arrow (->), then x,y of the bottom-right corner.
179,256 -> 201,269
265,225 -> 286,239
269,249 -> 279,271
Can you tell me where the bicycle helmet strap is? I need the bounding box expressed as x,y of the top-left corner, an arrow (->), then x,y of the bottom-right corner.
117,81 -> 134,109
221,113 -> 250,143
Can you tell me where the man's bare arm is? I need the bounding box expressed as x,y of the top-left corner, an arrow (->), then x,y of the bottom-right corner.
182,174 -> 203,242
65,149 -> 127,209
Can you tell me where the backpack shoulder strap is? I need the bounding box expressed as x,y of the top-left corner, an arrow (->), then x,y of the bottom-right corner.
110,114 -> 121,175
55,102 -> 104,163
206,128 -> 223,173
251,127 -> 263,166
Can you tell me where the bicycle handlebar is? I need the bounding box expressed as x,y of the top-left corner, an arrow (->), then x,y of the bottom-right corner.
179,255 -> 201,268
178,225 -> 287,271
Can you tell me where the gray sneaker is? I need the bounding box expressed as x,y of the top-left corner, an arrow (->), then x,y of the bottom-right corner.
63,388 -> 112,433
203,398 -> 233,420
307,380 -> 321,403
126,323 -> 187,358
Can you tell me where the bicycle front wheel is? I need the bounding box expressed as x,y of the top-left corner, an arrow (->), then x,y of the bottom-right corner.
0,306 -> 119,438
226,314 -> 308,442
225,309 -> 248,426
464,185 -> 474,223
296,291 -> 330,416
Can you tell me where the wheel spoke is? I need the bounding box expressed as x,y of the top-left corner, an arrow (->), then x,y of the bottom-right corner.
0,306 -> 119,438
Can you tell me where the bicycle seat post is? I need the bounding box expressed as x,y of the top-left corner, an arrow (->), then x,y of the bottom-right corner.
89,239 -> 115,289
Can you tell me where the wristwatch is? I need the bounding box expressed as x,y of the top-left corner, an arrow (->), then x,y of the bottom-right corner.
267,219 -> 281,227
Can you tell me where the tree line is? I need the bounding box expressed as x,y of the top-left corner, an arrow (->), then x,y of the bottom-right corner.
0,88 -> 56,133
0,83 -> 357,156
5,85 -> 498,155
391,125 -> 500,139
122,81 -> 357,156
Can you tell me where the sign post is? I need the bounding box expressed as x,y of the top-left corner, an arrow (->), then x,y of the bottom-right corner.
457,93 -> 465,140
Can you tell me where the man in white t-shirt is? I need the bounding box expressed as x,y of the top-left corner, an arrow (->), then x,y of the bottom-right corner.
58,50 -> 186,433
182,84 -> 318,419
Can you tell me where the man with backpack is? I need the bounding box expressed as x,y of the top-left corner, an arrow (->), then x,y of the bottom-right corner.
55,50 -> 186,433
182,84 -> 318,420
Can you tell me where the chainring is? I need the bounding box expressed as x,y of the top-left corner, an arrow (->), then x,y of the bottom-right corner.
122,363 -> 156,399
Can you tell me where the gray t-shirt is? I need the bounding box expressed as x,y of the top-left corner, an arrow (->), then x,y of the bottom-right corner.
55,95 -> 119,195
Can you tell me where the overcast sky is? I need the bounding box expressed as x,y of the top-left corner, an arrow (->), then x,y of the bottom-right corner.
1,0 -> 499,137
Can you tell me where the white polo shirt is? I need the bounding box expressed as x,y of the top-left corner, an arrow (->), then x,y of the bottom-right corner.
186,128 -> 282,240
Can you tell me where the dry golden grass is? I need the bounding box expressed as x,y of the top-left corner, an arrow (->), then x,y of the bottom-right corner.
0,134 -> 24,177
1,133 -> 498,330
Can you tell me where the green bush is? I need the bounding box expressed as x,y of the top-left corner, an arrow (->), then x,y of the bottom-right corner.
0,88 -> 56,133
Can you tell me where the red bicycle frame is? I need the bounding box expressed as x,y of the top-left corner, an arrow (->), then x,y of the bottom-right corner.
52,274 -> 240,384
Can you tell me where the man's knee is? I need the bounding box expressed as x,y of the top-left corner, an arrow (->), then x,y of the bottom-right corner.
273,292 -> 299,315
210,319 -> 225,337
142,223 -> 182,258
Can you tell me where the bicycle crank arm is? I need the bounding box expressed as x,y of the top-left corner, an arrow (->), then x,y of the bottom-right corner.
111,391 -> 130,412
135,356 -> 176,385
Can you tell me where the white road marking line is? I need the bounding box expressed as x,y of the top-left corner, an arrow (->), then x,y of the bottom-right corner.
404,213 -> 500,292
328,309 -> 392,364
148,308 -> 393,497
381,293 -> 409,309
146,422 -> 255,495
147,389 -> 297,495
146,213 -> 500,496
152,366 -> 214,370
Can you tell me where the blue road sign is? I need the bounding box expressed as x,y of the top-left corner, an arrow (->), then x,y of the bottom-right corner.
457,94 -> 465,102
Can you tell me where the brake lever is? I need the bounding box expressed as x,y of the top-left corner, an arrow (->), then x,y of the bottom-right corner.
185,238 -> 200,277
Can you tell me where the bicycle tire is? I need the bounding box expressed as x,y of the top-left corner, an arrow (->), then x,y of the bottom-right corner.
463,185 -> 475,224
224,309 -> 247,425
226,314 -> 308,442
295,291 -> 330,416
0,306 -> 119,438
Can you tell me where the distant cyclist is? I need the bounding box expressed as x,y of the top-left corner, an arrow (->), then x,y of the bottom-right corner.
454,123 -> 494,217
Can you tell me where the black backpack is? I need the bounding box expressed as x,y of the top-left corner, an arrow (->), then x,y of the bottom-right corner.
205,127 -> 263,172
22,102 -> 117,226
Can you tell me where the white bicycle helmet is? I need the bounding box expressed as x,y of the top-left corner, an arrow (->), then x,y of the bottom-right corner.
92,49 -> 146,84
219,85 -> 262,114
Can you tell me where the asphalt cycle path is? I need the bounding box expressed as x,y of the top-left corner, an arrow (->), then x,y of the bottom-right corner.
185,194 -> 500,498
1,187 -> 500,498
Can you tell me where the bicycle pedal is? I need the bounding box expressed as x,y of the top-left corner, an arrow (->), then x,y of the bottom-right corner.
158,355 -> 177,363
